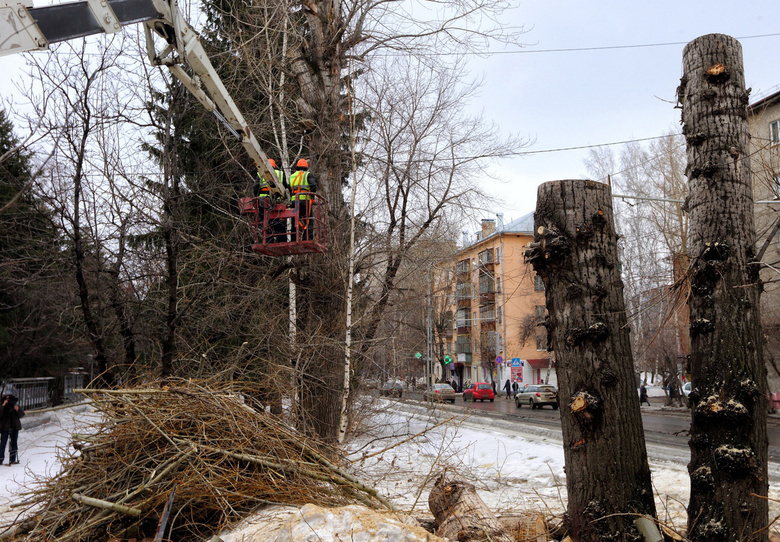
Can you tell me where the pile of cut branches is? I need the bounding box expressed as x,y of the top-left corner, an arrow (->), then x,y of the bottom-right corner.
2,380 -> 389,541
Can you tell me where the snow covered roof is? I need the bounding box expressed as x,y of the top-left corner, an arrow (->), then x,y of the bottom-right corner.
501,211 -> 535,235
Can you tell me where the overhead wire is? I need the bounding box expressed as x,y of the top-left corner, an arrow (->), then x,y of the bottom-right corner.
409,32 -> 780,57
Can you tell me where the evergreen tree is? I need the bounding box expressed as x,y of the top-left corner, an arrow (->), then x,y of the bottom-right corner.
0,110 -> 70,378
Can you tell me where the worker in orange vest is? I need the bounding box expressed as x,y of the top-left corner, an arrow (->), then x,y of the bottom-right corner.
289,159 -> 317,241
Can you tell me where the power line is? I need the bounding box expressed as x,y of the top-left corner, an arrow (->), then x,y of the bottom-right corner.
508,134 -> 680,156
422,32 -> 780,57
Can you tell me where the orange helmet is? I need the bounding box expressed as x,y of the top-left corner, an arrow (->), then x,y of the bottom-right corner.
296,158 -> 309,168
268,159 -> 277,168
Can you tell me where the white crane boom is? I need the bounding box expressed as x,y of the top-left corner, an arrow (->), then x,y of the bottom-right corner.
0,0 -> 286,197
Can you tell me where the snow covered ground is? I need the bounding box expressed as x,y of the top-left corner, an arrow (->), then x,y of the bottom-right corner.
1,399 -> 778,539
348,400 -> 696,529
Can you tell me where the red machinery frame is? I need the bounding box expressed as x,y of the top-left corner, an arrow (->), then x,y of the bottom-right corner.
238,193 -> 327,256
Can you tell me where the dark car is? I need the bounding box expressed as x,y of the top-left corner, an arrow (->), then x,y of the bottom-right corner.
423,383 -> 456,403
515,384 -> 558,409
463,382 -> 495,402
380,380 -> 403,398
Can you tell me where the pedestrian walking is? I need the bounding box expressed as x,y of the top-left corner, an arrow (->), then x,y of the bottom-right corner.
1,385 -> 25,465
639,384 -> 650,407
512,381 -> 519,397
503,379 -> 511,399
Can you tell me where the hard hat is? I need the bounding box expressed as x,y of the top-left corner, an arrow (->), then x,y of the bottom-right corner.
296,158 -> 309,168
268,159 -> 276,168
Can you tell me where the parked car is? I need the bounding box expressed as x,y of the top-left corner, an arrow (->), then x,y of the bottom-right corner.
424,383 -> 456,403
682,382 -> 692,397
515,384 -> 558,409
380,380 -> 403,398
463,382 -> 495,402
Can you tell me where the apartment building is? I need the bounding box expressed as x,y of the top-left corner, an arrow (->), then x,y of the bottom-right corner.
749,88 -> 780,391
436,213 -> 554,391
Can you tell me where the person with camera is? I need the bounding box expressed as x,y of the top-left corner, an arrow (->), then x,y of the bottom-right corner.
1,385 -> 25,466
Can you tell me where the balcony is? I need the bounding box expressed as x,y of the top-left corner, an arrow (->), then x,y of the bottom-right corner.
455,282 -> 473,307
455,259 -> 470,277
456,336 -> 472,360
478,274 -> 496,302
478,248 -> 495,268
457,353 -> 472,364
479,305 -> 495,320
456,309 -> 471,332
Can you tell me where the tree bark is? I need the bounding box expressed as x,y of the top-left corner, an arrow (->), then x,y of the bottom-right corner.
288,0 -> 349,442
526,179 -> 656,541
679,34 -> 768,542
428,473 -> 513,542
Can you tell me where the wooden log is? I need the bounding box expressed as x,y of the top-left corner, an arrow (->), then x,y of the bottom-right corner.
71,493 -> 142,517
428,473 -> 513,542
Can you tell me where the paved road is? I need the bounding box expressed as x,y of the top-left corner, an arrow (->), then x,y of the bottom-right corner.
398,390 -> 780,464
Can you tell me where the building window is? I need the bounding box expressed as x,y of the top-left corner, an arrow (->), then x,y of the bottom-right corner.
456,308 -> 471,328
534,274 -> 545,291
479,304 -> 496,322
535,331 -> 547,351
771,119 -> 780,146
478,274 -> 495,295
456,335 -> 472,354
534,305 -> 547,351
478,248 -> 494,266
455,282 -> 472,301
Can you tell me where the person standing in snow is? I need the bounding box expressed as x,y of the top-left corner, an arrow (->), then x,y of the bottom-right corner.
639,385 -> 650,407
503,379 -> 511,399
0,385 -> 25,465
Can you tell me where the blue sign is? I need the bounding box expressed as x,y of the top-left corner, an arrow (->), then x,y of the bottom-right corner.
511,358 -> 524,367
495,356 -> 503,365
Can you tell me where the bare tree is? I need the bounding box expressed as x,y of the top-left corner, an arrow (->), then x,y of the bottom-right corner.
352,59 -> 520,357
585,132 -> 690,385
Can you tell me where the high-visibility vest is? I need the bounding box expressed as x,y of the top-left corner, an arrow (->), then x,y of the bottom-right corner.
257,169 -> 283,197
289,170 -> 311,201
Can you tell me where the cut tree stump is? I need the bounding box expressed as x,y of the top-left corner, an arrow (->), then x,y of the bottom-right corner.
428,473 -> 513,542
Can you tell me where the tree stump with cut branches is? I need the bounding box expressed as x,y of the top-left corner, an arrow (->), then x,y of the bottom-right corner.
526,179 -> 657,540
679,33 -> 768,542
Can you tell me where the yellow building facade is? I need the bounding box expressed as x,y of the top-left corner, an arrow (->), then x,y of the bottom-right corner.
437,213 -> 554,392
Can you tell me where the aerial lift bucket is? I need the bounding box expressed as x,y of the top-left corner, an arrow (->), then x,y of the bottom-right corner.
238,193 -> 327,256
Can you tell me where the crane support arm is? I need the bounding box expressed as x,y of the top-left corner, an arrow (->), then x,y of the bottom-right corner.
0,0 -> 285,197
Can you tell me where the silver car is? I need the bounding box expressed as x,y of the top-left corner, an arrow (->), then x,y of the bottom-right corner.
515,384 -> 558,409
424,383 -> 456,403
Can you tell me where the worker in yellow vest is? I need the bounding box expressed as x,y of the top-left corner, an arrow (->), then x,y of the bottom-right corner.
253,159 -> 286,241
289,159 -> 317,241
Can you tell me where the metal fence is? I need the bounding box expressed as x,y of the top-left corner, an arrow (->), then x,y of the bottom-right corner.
1,373 -> 87,410
1,378 -> 54,410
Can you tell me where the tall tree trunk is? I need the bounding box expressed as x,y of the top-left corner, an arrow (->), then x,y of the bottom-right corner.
160,99 -> 181,379
72,124 -> 112,387
526,179 -> 656,541
288,0 -> 348,442
679,34 -> 768,542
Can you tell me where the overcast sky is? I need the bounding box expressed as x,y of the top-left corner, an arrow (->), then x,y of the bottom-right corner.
473,0 -> 780,223
1,0 -> 779,229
